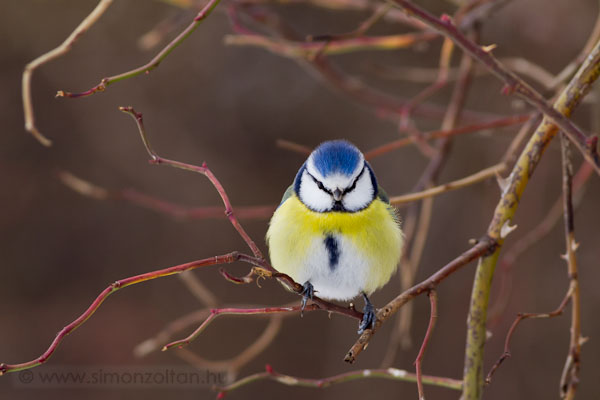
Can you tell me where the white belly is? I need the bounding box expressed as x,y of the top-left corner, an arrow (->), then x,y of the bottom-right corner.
292,233 -> 371,301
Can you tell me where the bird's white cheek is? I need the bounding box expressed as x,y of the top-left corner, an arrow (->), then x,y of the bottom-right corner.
342,172 -> 374,211
299,172 -> 333,212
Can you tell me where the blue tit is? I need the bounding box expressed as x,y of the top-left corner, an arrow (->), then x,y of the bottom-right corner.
267,140 -> 403,334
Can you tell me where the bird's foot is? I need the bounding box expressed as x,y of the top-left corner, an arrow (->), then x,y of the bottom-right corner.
300,281 -> 314,316
358,293 -> 376,335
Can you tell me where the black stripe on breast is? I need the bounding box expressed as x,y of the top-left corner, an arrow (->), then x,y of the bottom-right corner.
324,234 -> 340,270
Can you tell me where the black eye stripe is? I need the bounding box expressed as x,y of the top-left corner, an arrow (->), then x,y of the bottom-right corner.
305,171 -> 332,194
305,167 -> 366,196
343,167 -> 366,195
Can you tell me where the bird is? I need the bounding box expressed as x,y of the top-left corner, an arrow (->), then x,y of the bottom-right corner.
266,139 -> 403,334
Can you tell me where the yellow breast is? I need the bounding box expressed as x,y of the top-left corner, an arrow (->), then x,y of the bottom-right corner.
266,194 -> 403,296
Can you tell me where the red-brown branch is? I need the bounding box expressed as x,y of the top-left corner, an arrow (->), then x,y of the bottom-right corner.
345,236 -> 496,363
56,0 -> 221,98
486,287 -> 573,384
415,289 -> 438,400
0,252 -> 242,374
22,0 -> 114,145
217,364 -> 463,396
119,106 -> 264,259
389,0 -> 600,175
0,251 -> 364,376
488,161 -> 593,328
163,304 -> 319,351
365,113 -> 532,159
58,170 -> 276,221
559,133 -> 583,399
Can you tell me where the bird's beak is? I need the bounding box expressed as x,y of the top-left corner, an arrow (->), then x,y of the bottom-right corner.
333,189 -> 343,201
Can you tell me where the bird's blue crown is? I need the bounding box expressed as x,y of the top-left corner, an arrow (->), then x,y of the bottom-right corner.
311,140 -> 363,177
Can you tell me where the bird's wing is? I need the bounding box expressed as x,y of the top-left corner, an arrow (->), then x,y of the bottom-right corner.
277,184 -> 295,208
377,185 -> 391,204
377,186 -> 400,222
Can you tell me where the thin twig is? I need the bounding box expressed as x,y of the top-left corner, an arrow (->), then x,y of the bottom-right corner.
56,0 -> 221,98
485,286 -> 574,384
310,55 -> 497,123
461,32 -> 600,400
391,194 -> 432,353
2,102 -> 370,374
345,237 -> 495,364
119,106 -> 264,259
61,148 -> 504,225
134,308 -> 211,358
163,305 -> 308,351
177,271 -> 219,307
216,364 -> 462,397
118,106 -> 365,320
309,3 -> 393,42
58,170 -> 276,221
415,289 -> 438,400
307,1 -> 399,62
237,0 -> 428,30
386,43 -> 477,363
500,113 -> 541,165
488,161 -> 593,328
224,23 -> 499,123
225,31 -> 438,57
276,113 -> 530,161
22,0 -> 113,145
138,7 -> 194,51
133,300 -> 314,358
275,139 -> 312,156
372,57 -> 562,91
388,0 -> 600,175
558,133 -> 582,400
174,314 -> 283,376
549,9 -> 600,90
0,252 -> 244,374
398,36 -> 454,131
389,163 -> 506,206
366,114 -> 532,159
0,250 -> 363,376
397,0 -> 509,139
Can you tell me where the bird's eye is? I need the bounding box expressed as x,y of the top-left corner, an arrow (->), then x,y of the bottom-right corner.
305,170 -> 331,194
343,166 -> 366,195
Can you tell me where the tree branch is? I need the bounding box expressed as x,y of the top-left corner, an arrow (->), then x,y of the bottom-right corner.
216,364 -> 462,397
22,0 -> 113,145
559,133 -> 582,400
58,170 -> 276,221
461,29 -> 600,400
488,161 -> 593,328
275,113 -> 531,161
390,163 -> 506,206
365,114 -> 532,159
56,0 -> 221,98
388,0 -> 600,175
485,286 -> 574,385
345,237 -> 495,363
1,104 -> 370,375
163,304 -> 316,351
0,252 -> 244,374
175,314 -> 282,378
119,106 -> 264,259
225,31 -> 438,57
224,12 -> 499,124
415,289 -> 438,400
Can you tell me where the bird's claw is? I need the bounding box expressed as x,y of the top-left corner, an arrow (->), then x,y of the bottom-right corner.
358,293 -> 376,334
300,281 -> 314,316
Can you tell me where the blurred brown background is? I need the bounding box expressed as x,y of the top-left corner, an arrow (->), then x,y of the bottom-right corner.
1,0 -> 599,399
